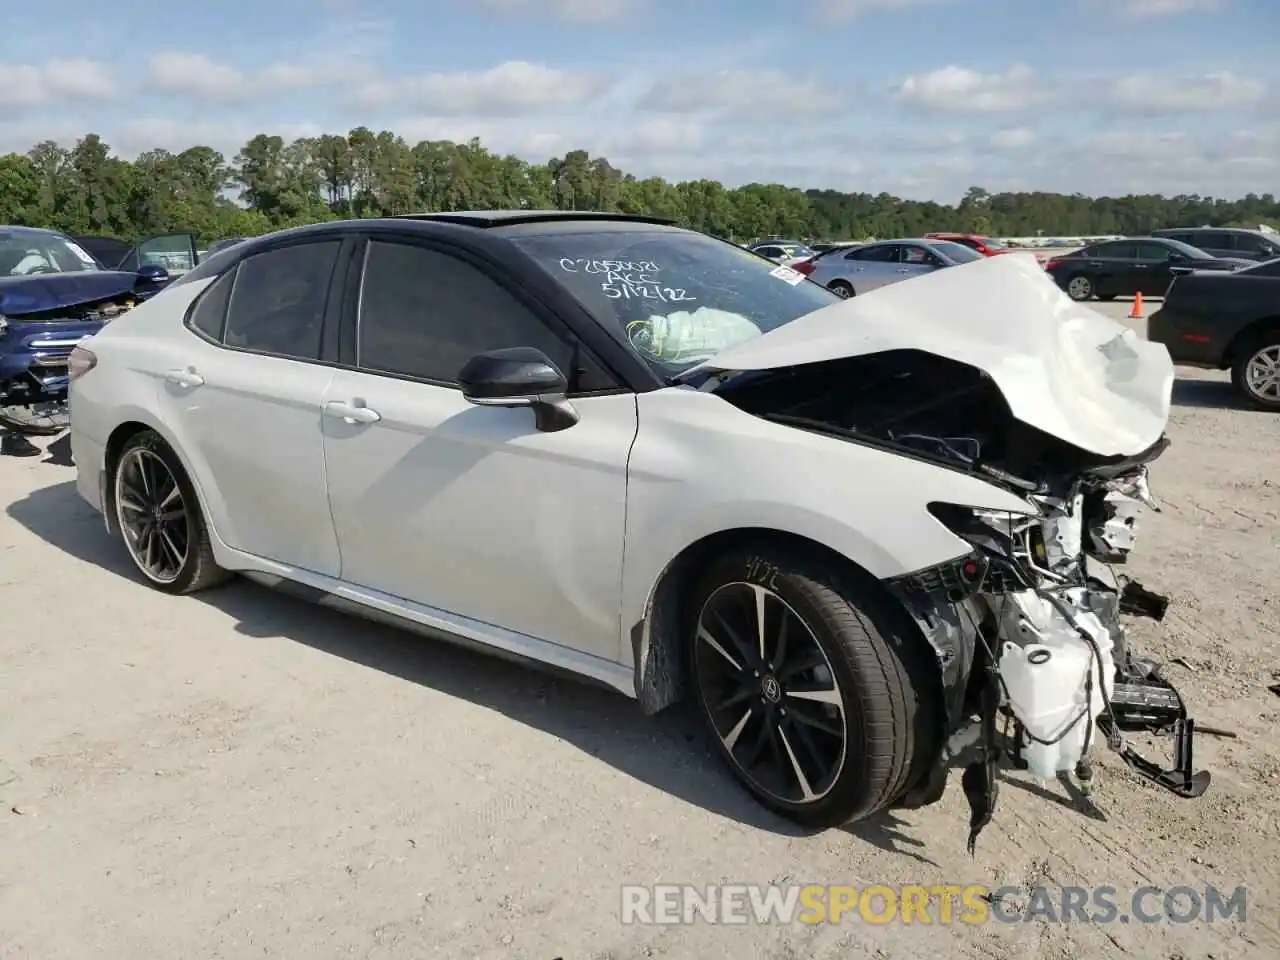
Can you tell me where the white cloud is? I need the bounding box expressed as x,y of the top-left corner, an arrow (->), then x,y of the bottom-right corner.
345,61 -> 611,116
470,0 -> 637,23
0,59 -> 116,110
637,69 -> 830,115
144,52 -> 337,103
991,127 -> 1037,150
820,0 -> 953,20
1103,0 -> 1224,18
1104,71 -> 1266,114
896,64 -> 1044,113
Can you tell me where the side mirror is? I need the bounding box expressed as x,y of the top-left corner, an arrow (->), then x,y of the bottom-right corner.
136,263 -> 169,283
458,346 -> 579,433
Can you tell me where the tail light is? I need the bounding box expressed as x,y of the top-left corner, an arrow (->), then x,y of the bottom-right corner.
67,344 -> 97,382
792,259 -> 816,276
1044,259 -> 1063,270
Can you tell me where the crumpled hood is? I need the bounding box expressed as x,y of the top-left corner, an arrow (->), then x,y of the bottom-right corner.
697,253 -> 1173,459
0,271 -> 140,317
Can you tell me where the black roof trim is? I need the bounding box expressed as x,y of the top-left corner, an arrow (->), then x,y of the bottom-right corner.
392,210 -> 678,228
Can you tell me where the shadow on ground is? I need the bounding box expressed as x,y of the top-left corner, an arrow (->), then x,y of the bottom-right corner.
10,479 -> 831,840
1171,378 -> 1251,411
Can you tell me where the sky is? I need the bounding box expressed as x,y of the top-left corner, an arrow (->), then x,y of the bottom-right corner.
0,0 -> 1276,203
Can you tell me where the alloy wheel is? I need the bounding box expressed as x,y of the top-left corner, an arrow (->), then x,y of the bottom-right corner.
115,447 -> 190,584
694,582 -> 847,805
1244,344 -> 1280,403
1067,276 -> 1092,300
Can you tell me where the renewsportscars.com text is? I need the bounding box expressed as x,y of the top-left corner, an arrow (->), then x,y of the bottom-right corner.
620,883 -> 1248,926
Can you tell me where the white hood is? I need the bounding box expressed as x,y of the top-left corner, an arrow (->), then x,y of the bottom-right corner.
701,253 -> 1173,458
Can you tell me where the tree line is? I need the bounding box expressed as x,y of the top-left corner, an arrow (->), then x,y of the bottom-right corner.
1,128 -> 1277,246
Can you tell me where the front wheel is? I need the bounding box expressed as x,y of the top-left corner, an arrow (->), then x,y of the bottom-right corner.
686,545 -> 936,828
828,280 -> 854,299
1066,274 -> 1094,301
1232,334 -> 1280,410
113,431 -> 229,594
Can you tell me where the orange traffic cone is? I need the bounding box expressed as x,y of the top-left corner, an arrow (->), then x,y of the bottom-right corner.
1128,291 -> 1144,319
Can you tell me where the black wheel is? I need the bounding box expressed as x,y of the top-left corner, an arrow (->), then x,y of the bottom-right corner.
687,545 -> 937,828
112,431 -> 229,594
828,280 -> 854,299
1231,331 -> 1280,410
1066,274 -> 1094,301
0,401 -> 69,436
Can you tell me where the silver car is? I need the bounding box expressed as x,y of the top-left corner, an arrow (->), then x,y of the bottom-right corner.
800,238 -> 984,297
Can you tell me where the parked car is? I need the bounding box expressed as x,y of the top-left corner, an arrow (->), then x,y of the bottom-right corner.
794,237 -> 984,297
67,213 -> 1209,844
1043,237 -> 1251,302
924,233 -> 1012,257
1147,257 -> 1280,410
747,241 -> 814,265
0,226 -> 174,439
1150,227 -> 1280,263
70,232 -> 200,278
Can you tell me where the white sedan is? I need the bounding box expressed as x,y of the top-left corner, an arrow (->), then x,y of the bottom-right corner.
67,212 -> 1210,847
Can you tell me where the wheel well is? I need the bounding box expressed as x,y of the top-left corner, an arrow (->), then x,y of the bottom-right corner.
1224,316 -> 1280,367
630,527 -> 937,716
102,421 -> 163,516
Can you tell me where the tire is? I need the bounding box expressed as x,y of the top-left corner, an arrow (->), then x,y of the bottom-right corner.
112,430 -> 229,594
685,543 -> 937,828
1066,274 -> 1094,301
0,401 -> 69,436
1231,331 -> 1280,411
828,280 -> 854,299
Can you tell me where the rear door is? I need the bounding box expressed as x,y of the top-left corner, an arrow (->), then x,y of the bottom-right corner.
845,242 -> 901,291
155,237 -> 348,576
1087,241 -> 1138,297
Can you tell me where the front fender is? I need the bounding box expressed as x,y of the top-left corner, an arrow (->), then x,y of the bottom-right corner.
620,388 -> 1033,675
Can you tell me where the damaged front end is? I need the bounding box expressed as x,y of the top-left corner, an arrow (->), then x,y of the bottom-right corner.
705,350 -> 1210,852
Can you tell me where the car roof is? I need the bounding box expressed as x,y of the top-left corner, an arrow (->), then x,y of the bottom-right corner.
0,225 -> 64,238
1153,226 -> 1266,236
394,210 -> 677,228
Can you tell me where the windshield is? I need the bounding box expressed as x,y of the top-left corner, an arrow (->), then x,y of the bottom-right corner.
1163,238 -> 1214,260
0,230 -> 103,277
978,236 -> 1005,250
511,229 -> 840,374
930,240 -> 985,263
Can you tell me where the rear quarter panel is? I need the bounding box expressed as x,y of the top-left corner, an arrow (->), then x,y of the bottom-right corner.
1150,273 -> 1280,367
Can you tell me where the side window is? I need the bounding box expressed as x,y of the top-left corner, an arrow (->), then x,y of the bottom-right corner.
901,244 -> 935,265
223,241 -> 340,361
1135,242 -> 1173,261
357,240 -> 615,393
1097,242 -> 1137,259
1197,232 -> 1229,249
852,244 -> 898,263
1234,234 -> 1272,256
186,269 -> 236,342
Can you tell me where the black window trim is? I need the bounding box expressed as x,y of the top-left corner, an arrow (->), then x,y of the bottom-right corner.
347,233 -> 629,398
181,234 -> 351,367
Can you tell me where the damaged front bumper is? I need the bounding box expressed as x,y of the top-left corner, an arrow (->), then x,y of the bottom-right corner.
885,463 -> 1210,852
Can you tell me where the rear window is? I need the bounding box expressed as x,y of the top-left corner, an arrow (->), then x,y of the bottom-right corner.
511,229 -> 839,374
929,241 -> 984,263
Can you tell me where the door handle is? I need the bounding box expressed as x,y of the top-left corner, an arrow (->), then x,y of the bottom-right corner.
897,268 -> 910,273
164,367 -> 204,387
324,400 -> 381,424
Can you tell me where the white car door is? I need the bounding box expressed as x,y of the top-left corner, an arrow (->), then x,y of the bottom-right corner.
320,238 -> 637,662
158,239 -> 345,576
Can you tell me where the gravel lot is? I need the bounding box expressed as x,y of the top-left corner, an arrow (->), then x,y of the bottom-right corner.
2,299 -> 1277,959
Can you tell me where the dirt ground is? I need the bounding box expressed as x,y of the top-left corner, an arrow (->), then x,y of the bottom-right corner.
1,299 -> 1277,959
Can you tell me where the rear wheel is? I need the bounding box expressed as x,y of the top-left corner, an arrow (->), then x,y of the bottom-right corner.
1066,274 -> 1094,301
1232,333 -> 1280,411
687,544 -> 936,828
828,280 -> 854,299
113,431 -> 229,594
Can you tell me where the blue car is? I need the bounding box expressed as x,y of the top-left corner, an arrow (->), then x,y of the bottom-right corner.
0,226 -> 194,438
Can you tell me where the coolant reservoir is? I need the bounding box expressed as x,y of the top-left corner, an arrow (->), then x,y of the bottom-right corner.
998,608 -> 1115,779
